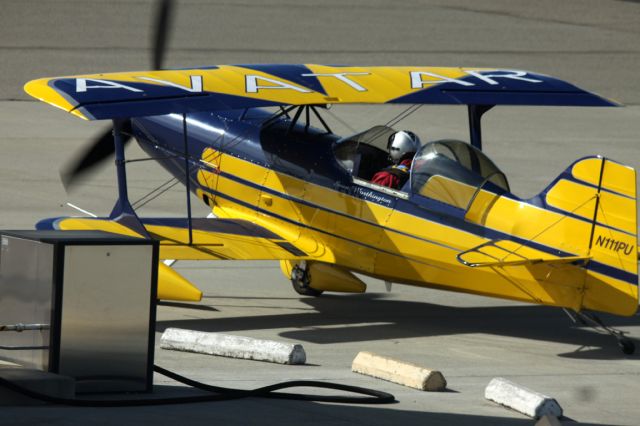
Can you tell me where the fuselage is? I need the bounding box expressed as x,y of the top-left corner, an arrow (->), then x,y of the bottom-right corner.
130,109 -> 638,316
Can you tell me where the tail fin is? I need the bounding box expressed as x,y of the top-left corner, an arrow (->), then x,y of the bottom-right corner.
542,156 -> 638,315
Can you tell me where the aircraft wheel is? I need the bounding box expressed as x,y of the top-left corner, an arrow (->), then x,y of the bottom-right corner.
291,262 -> 323,297
618,337 -> 635,355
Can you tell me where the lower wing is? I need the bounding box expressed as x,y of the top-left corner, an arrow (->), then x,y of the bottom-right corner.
37,216 -> 313,301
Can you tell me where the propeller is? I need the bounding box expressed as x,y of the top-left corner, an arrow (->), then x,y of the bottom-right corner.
60,121 -> 133,190
152,0 -> 174,71
61,0 -> 174,190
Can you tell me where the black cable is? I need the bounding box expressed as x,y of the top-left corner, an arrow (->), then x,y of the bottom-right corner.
0,374 -> 240,406
154,365 -> 395,405
0,364 -> 395,407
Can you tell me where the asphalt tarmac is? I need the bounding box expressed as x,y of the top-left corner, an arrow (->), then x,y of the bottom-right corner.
1,1 -> 640,425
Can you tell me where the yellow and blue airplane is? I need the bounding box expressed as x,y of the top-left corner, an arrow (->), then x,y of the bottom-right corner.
24,64 -> 637,354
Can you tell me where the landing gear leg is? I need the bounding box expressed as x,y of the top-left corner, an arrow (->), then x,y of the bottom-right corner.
564,309 -> 635,355
291,261 -> 323,297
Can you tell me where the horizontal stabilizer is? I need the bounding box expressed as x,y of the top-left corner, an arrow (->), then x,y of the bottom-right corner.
457,240 -> 590,268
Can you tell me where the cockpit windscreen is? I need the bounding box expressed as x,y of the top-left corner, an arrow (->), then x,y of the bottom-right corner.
410,139 -> 509,208
333,125 -> 396,180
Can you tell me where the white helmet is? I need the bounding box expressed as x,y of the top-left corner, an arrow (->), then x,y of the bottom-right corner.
388,130 -> 421,162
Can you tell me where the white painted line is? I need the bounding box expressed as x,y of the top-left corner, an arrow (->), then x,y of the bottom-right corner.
485,377 -> 563,419
160,328 -> 306,365
351,351 -> 446,391
65,202 -> 97,217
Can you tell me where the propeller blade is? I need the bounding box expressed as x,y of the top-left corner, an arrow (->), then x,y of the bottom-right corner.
61,122 -> 132,190
152,0 -> 174,70
61,0 -> 174,191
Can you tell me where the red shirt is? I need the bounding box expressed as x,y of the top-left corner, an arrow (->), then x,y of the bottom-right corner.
371,159 -> 412,189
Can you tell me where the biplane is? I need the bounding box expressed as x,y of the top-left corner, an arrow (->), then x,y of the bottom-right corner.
23,63 -> 638,354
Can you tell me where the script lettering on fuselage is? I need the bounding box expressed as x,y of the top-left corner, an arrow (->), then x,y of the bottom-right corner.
353,187 -> 393,207
73,70 -> 543,94
594,234 -> 635,256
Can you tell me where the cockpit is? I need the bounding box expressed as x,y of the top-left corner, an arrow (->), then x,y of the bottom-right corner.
333,126 -> 509,209
410,139 -> 509,209
333,125 -> 396,181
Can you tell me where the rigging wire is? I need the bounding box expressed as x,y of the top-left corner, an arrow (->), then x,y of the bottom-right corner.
128,103 -> 423,211
324,104 -> 423,147
129,107 -> 288,211
324,108 -> 357,133
132,178 -> 181,209
366,104 -> 423,144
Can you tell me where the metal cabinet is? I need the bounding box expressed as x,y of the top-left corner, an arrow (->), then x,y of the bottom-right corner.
0,230 -> 157,393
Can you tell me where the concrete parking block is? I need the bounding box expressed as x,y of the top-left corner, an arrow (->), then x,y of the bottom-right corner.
485,377 -> 563,419
160,328 -> 306,365
351,351 -> 446,391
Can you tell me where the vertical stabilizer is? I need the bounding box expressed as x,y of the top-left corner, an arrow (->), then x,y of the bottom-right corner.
542,157 -> 638,315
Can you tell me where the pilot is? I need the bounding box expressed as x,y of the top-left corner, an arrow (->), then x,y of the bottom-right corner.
371,130 -> 421,189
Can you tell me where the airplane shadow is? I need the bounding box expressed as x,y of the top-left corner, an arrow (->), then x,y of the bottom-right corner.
153,388 -> 622,426
16,385 -> 619,426
156,293 -> 640,360
158,301 -> 219,311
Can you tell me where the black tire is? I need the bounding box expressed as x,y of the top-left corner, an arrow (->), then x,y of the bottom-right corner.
292,278 -> 323,296
618,338 -> 635,355
291,263 -> 323,296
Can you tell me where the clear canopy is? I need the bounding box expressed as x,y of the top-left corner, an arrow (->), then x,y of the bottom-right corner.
410,139 -> 509,208
334,129 -> 510,210
333,125 -> 396,180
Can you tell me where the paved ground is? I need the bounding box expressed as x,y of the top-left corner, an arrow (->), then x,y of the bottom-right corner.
1,1 -> 640,425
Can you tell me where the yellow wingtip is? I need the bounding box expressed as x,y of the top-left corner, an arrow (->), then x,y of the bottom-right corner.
24,78 -> 88,120
157,262 -> 203,302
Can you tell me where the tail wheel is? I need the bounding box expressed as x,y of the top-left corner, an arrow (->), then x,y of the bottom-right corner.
618,337 -> 635,355
291,262 -> 323,297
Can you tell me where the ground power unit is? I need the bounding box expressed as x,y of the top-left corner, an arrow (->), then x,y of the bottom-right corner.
0,230 -> 158,393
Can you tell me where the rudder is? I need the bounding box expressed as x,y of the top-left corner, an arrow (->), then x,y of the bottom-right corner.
542,156 -> 638,315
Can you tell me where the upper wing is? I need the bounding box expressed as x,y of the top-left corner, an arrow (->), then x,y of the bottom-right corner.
24,65 -> 617,120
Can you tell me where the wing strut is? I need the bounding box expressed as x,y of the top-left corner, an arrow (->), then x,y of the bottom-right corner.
467,104 -> 494,151
109,119 -> 150,238
182,112 -> 193,245
284,105 -> 333,135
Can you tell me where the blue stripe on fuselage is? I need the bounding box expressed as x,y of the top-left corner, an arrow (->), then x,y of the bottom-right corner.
133,111 -> 637,285
200,166 -> 636,285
